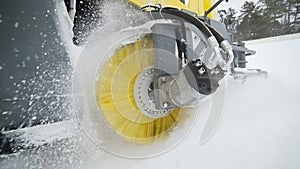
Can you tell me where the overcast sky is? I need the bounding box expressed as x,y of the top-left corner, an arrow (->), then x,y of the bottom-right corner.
218,0 -> 259,12
184,0 -> 260,14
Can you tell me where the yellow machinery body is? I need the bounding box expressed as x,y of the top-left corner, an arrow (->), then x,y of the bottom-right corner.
128,0 -> 217,19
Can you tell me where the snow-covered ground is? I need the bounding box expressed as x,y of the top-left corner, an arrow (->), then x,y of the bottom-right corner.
76,35 -> 300,169
86,36 -> 300,169
2,28 -> 300,169
2,34 -> 300,169
45,34 -> 299,169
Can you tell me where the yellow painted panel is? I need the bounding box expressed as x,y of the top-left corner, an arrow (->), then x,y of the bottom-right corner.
203,0 -> 217,19
128,0 -> 187,9
187,0 -> 204,16
128,0 -> 216,19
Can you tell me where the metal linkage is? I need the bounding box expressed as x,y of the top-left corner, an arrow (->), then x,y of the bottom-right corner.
204,0 -> 229,17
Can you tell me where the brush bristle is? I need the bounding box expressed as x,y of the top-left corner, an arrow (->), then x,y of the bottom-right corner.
96,35 -> 188,144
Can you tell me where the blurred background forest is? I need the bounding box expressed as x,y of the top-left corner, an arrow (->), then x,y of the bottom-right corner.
219,0 -> 300,41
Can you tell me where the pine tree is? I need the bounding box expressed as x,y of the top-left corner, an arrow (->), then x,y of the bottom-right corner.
264,0 -> 285,35
236,1 -> 267,40
221,8 -> 238,41
292,0 -> 300,32
252,3 -> 272,38
236,1 -> 256,40
221,0 -> 300,41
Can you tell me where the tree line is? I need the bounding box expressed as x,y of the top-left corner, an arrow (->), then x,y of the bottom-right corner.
219,0 -> 300,41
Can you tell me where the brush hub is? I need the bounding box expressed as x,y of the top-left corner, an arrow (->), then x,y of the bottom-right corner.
134,67 -> 173,119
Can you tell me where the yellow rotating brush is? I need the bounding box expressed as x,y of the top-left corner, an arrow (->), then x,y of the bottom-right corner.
96,35 -> 189,144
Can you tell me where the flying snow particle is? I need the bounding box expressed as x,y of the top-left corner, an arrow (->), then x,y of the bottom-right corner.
13,47 -> 19,53
14,22 -> 19,28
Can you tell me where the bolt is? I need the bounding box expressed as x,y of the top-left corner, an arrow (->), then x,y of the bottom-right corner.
195,60 -> 202,67
161,77 -> 167,83
163,102 -> 169,108
198,67 -> 206,75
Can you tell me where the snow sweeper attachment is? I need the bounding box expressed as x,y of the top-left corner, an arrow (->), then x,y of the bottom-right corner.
72,0 -> 257,158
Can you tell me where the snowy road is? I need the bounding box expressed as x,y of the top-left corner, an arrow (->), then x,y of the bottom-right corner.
104,35 -> 300,169
1,36 -> 300,169
77,35 -> 300,168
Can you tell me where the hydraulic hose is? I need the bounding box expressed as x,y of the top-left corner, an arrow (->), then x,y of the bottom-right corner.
157,7 -> 222,70
205,23 -> 234,70
160,7 -> 213,38
204,23 -> 224,43
150,7 -> 229,70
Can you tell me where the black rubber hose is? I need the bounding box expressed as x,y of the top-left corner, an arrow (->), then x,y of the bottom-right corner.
154,7 -> 214,39
157,7 -> 226,45
204,23 -> 225,44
